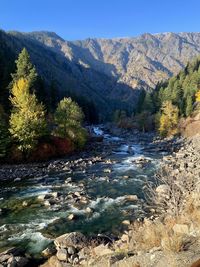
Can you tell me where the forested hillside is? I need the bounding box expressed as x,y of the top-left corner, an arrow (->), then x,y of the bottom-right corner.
2,30 -> 200,121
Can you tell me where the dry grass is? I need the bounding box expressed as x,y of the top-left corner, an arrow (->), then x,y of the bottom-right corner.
126,216 -> 195,253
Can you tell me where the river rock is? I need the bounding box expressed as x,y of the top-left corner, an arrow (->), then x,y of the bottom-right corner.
38,194 -> 52,201
56,248 -> 68,261
14,178 -> 21,182
124,195 -> 138,202
85,207 -> 93,213
42,246 -> 57,258
67,214 -> 75,220
74,192 -> 81,197
22,201 -> 28,207
122,220 -> 131,225
103,168 -> 112,173
0,254 -> 11,263
51,192 -> 60,198
44,200 -> 51,207
67,246 -> 76,255
54,232 -> 87,249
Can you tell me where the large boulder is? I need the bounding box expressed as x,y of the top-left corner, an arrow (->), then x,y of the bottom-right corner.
54,232 -> 87,249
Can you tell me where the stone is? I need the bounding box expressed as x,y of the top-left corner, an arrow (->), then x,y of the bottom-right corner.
85,207 -> 93,213
14,178 -> 21,182
74,192 -> 81,197
51,192 -> 60,198
54,232 -> 87,249
122,220 -> 131,225
44,200 -> 51,207
73,257 -> 79,265
56,249 -> 68,261
38,194 -> 51,201
67,246 -> 76,255
65,177 -> 72,184
124,195 -> 138,202
172,224 -> 189,235
22,201 -> 28,207
79,199 -> 88,205
42,247 -> 56,258
0,254 -> 12,262
103,168 -> 112,173
67,214 -> 75,220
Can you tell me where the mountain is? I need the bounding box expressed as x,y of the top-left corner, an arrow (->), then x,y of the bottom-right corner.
2,30 -> 200,120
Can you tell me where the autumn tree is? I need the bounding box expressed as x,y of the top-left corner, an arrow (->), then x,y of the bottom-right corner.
53,97 -> 87,148
159,101 -> 179,137
9,78 -> 47,155
196,90 -> 200,102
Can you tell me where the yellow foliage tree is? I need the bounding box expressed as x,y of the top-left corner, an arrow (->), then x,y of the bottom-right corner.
9,78 -> 47,155
159,101 -> 179,137
196,90 -> 200,102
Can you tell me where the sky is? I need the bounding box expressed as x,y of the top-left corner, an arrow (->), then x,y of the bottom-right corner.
1,0 -> 200,40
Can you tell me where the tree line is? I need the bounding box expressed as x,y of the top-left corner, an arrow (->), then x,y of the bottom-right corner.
114,56 -> 200,136
0,48 -> 87,160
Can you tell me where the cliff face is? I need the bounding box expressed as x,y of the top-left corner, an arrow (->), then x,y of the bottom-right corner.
2,30 -> 200,119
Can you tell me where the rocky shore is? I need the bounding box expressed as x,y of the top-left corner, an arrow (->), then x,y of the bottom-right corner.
0,127 -> 180,182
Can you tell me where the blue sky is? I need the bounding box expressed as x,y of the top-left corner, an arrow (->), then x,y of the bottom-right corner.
1,0 -> 200,40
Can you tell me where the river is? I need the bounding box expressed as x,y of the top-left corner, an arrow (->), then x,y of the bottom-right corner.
0,126 -> 166,257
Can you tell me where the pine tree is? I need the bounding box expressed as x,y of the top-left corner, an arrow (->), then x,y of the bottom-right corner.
11,48 -> 37,88
0,106 -> 10,158
142,92 -> 154,113
53,97 -> 87,148
185,95 -> 193,117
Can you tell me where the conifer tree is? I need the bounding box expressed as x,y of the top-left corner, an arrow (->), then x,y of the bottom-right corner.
142,92 -> 154,113
11,48 -> 37,86
185,95 -> 193,116
0,106 -> 10,158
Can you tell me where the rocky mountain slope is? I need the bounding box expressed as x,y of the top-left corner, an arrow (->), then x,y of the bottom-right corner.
27,31 -> 200,90
2,30 -> 200,119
